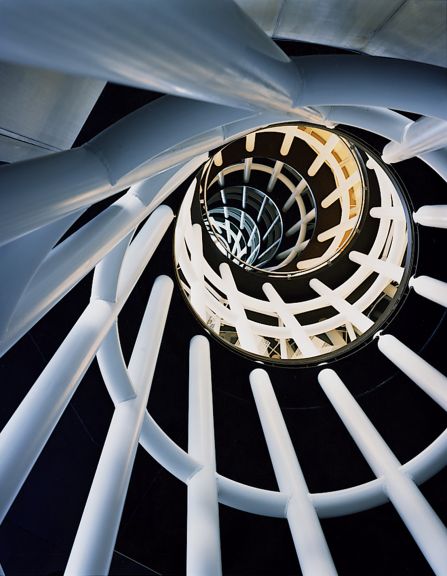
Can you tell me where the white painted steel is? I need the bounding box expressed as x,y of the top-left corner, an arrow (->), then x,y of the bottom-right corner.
349,251 -> 404,283
65,276 -> 173,576
409,275 -> 447,308
187,336 -> 222,576
1,8 -> 447,574
262,283 -> 319,356
237,0 -> 447,69
377,334 -> 447,411
190,224 -> 207,321
0,174 -> 179,357
413,205 -> 447,229
219,263 -> 260,354
382,117 -> 447,164
309,279 -> 374,333
251,369 -> 337,576
0,207 -> 172,523
0,0 -> 310,116
319,369 -> 447,576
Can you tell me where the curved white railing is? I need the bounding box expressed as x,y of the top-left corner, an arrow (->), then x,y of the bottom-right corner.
0,4 -> 446,574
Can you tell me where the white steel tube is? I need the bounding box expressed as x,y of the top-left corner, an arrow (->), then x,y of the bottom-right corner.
0,209 -> 172,522
190,224 -> 207,321
377,334 -> 447,411
187,336 -> 222,576
319,369 -> 447,575
410,275 -> 447,308
219,263 -> 260,354
382,117 -> 447,164
0,299 -> 115,524
0,0 -> 307,115
413,205 -> 447,229
370,206 -> 406,221
283,179 -> 307,212
349,251 -> 404,283
250,369 -> 337,576
309,278 -> 374,333
65,276 -> 173,576
262,283 -> 319,356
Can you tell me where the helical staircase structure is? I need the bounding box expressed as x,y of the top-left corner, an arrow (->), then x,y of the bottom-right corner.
0,1 -> 446,575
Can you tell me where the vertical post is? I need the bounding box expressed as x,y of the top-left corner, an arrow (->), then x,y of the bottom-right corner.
377,334 -> 447,410
187,336 -> 222,576
250,369 -> 338,576
65,276 -> 173,576
319,369 -> 447,576
0,298 -> 115,524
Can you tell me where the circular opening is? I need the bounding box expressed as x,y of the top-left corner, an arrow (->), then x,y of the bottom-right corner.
174,123 -> 415,365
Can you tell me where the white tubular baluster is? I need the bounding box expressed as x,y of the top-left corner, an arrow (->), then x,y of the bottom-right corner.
65,276 -> 173,576
377,334 -> 447,411
250,369 -> 338,576
410,275 -> 447,308
263,283 -> 319,357
0,207 -> 173,524
413,205 -> 447,229
219,262 -> 260,354
319,369 -> 447,576
187,336 -> 222,576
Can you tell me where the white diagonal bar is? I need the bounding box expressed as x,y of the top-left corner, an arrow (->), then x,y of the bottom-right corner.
317,217 -> 357,243
319,369 -> 447,576
349,251 -> 404,283
377,334 -> 447,411
309,279 -> 374,333
0,168 -> 182,357
250,369 -> 337,576
219,263 -> 259,354
282,179 -> 307,212
307,134 -> 339,176
286,208 -> 315,237
321,172 -> 361,209
280,132 -> 294,156
187,336 -> 222,576
263,283 -> 319,356
65,276 -> 173,576
413,205 -> 447,229
267,161 -> 284,193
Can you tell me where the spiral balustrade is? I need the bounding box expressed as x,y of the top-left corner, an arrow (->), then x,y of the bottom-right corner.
0,2 -> 446,575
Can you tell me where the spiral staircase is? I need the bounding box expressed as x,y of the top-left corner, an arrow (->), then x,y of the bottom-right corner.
0,1 -> 446,575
